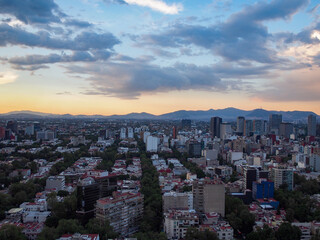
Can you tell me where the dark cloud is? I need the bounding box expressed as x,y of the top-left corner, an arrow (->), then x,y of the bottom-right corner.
64,19 -> 92,28
0,0 -> 63,24
8,50 -> 113,69
66,62 -> 238,99
139,0 -> 309,63
0,23 -> 120,51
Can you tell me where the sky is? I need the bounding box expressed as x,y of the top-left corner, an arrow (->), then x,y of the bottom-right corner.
0,0 -> 320,115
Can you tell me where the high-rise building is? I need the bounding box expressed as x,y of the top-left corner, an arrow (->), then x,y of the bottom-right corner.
269,114 -> 282,134
271,167 -> 293,191
120,127 -> 126,139
220,122 -> 232,140
146,135 -> 158,152
96,192 -> 144,236
193,178 -> 225,217
308,114 -> 317,137
236,117 -> 245,135
172,126 -> 178,139
187,140 -> 202,157
244,167 -> 258,190
210,117 -> 222,138
0,127 -> 5,139
76,174 -> 118,224
244,120 -> 253,136
279,123 -> 293,139
6,120 -> 18,133
127,127 -> 134,139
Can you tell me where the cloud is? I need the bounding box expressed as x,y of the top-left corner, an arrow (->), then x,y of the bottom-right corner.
65,61 -> 239,99
8,50 -> 113,69
252,67 -> 320,102
0,0 -> 63,25
0,23 -> 120,51
64,19 -> 92,28
138,0 -> 309,63
0,71 -> 18,84
105,0 -> 183,14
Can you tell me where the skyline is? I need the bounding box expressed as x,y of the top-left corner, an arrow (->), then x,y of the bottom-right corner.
1,0 -> 320,115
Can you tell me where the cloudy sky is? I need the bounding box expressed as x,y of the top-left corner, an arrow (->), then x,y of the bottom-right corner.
0,0 -> 320,115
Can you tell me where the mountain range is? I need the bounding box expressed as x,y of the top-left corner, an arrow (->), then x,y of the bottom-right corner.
0,108 -> 318,122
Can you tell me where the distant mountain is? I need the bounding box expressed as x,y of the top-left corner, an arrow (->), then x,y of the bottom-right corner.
0,108 -> 318,122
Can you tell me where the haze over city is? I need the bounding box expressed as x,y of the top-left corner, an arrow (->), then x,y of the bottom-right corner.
0,0 -> 320,115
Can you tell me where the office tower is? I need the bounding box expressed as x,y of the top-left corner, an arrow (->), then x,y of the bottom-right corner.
244,167 -> 258,190
279,123 -> 293,139
271,167 -> 293,191
6,120 -> 18,133
77,174 -> 118,224
269,114 -> 282,134
210,117 -> 222,138
236,116 -> 245,135
220,123 -> 232,140
181,119 -> 191,129
96,192 -> 144,236
193,178 -> 225,217
164,210 -> 199,240
244,120 -> 253,136
253,120 -> 263,135
308,114 -> 317,137
187,140 -> 202,157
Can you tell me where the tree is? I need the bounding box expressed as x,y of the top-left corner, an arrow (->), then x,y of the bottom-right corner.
0,224 -> 27,240
275,223 -> 301,240
246,225 -> 276,240
85,219 -> 118,240
185,227 -> 219,240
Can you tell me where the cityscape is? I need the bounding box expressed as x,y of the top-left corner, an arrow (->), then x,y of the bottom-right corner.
1,0 -> 320,240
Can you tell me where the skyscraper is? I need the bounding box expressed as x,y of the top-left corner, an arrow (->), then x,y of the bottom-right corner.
210,117 -> 222,138
279,122 -> 293,139
237,116 -> 245,135
269,114 -> 282,134
308,114 -> 317,137
244,119 -> 253,136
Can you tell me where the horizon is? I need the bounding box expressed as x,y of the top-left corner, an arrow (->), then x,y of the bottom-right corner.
1,0 -> 320,115
1,107 -> 319,117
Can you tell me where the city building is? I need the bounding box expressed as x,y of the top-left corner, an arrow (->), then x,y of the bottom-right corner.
146,135 -> 158,152
244,119 -> 253,136
163,192 -> 190,212
193,178 -> 225,217
45,176 -> 65,191
76,174 -> 118,224
164,209 -> 199,240
95,192 -> 144,236
236,116 -> 245,135
271,167 -> 294,191
252,179 -> 274,200
269,114 -> 282,134
308,114 -> 317,137
279,123 -> 293,139
210,117 -> 222,138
